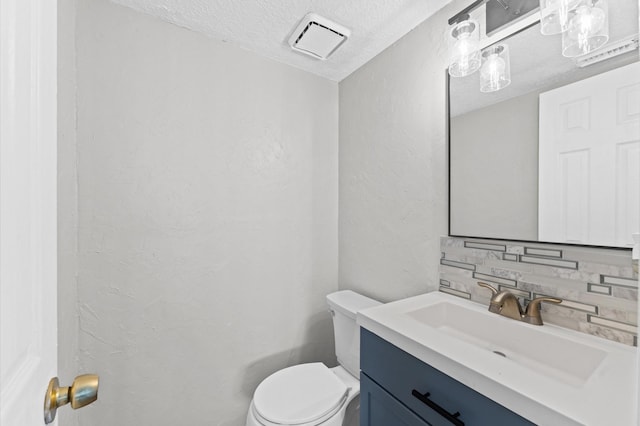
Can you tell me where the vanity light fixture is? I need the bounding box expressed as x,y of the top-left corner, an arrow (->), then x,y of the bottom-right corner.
539,0 -> 579,35
448,16 -> 482,77
447,0 -> 612,92
446,9 -> 511,93
480,44 -> 511,92
562,0 -> 609,57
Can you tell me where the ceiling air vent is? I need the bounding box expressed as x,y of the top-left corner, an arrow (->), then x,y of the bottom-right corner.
288,13 -> 350,60
575,34 -> 639,68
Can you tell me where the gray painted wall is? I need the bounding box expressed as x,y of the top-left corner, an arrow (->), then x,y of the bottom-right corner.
338,0 -> 468,302
73,0 -> 338,424
450,91 -> 539,241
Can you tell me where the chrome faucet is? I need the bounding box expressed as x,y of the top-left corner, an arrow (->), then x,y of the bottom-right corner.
477,282 -> 562,325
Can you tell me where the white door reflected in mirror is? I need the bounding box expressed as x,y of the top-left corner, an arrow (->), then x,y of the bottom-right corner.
539,62 -> 640,247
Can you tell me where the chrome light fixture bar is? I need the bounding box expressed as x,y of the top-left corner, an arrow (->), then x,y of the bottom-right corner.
448,0 -> 489,25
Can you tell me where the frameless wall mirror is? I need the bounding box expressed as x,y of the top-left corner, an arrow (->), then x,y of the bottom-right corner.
449,1 -> 640,248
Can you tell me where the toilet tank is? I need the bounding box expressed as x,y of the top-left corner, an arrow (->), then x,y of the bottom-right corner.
326,290 -> 381,377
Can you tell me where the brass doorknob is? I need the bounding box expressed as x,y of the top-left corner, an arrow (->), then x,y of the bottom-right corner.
44,374 -> 99,424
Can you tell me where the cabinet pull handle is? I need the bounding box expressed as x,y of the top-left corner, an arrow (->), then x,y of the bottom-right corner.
411,389 -> 464,426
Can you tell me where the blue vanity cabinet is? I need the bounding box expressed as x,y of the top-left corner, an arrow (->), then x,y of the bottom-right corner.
360,374 -> 431,426
360,328 -> 535,426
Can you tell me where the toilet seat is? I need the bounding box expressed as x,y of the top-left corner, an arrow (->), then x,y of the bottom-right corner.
252,363 -> 350,426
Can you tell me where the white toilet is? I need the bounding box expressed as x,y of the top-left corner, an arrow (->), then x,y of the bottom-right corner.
246,290 -> 381,426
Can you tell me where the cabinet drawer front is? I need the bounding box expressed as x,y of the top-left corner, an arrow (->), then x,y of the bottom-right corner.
361,373 -> 430,426
361,328 -> 535,426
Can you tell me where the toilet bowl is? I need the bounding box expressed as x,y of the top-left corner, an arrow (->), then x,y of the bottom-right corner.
246,364 -> 359,426
246,290 -> 381,426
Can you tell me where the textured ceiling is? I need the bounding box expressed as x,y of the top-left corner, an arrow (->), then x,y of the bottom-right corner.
109,0 -> 453,81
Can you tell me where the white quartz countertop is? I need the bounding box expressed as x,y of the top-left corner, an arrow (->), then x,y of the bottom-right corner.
357,292 -> 638,426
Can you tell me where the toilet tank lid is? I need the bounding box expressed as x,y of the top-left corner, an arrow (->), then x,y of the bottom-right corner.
326,290 -> 381,319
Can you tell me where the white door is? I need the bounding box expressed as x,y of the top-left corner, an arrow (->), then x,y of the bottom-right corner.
0,0 -> 58,425
539,61 -> 640,247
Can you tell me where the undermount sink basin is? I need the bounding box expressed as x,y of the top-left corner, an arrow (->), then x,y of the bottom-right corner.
356,291 -> 637,426
406,301 -> 606,386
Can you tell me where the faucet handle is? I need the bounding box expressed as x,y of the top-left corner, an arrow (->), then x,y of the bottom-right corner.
524,296 -> 562,325
477,281 -> 498,295
528,296 -> 562,310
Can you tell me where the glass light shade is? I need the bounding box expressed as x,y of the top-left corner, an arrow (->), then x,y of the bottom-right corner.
448,19 -> 481,78
562,0 -> 609,57
540,0 -> 580,35
480,44 -> 511,93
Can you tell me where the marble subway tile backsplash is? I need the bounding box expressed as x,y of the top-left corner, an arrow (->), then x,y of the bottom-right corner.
439,237 -> 639,346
